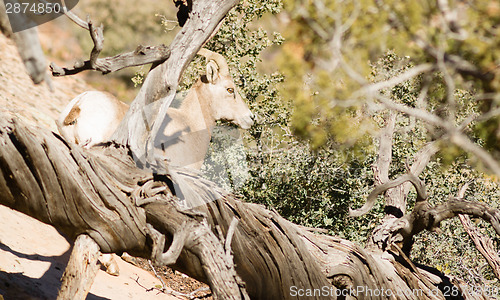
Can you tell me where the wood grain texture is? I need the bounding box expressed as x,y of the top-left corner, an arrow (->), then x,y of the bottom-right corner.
1,109 -> 495,299
57,234 -> 100,300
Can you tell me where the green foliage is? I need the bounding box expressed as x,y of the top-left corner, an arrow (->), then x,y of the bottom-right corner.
240,133 -> 381,241
278,0 -> 500,151
184,0 -> 377,237
197,0 -> 500,290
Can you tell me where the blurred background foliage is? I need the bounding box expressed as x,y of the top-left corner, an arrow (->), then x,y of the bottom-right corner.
69,0 -> 500,288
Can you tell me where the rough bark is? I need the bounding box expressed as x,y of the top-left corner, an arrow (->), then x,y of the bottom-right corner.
0,111 -> 492,300
57,234 -> 101,300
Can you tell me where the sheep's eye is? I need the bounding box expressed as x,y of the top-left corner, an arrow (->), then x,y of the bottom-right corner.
227,88 -> 234,94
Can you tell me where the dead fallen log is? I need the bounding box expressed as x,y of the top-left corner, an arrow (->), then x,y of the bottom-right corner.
0,111 -> 490,300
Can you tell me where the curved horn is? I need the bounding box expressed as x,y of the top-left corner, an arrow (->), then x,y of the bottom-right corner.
197,48 -> 230,76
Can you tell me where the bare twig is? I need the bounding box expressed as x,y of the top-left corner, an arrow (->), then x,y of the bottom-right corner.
133,276 -> 157,292
359,63 -> 434,95
134,274 -> 210,300
375,94 -> 445,128
88,17 -> 103,69
381,196 -> 500,256
457,181 -> 472,199
148,260 -> 167,291
60,0 -> 89,29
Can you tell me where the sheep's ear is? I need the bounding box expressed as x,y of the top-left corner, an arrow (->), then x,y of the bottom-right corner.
206,60 -> 220,84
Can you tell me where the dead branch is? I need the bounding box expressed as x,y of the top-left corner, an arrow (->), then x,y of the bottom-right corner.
375,93 -> 446,128
349,173 -> 427,217
366,176 -> 500,259
459,214 -> 500,279
408,142 -> 439,176
50,8 -> 170,76
454,181 -> 500,278
57,234 -> 101,300
428,199 -> 500,235
88,18 -> 103,69
389,141 -> 439,216
372,112 -> 416,219
359,63 -> 434,95
373,112 -> 396,185
50,44 -> 171,76
456,180 -> 471,199
392,198 -> 500,256
61,2 -> 90,29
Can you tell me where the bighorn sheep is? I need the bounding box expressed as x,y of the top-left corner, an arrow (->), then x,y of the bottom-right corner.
57,91 -> 128,148
57,49 -> 254,170
57,49 -> 254,276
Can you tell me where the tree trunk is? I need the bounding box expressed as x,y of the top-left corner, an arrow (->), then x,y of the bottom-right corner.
0,110 -> 488,300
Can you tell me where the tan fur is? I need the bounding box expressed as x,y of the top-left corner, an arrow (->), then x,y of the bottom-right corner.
103,91 -> 129,120
63,106 -> 80,126
59,49 -> 253,169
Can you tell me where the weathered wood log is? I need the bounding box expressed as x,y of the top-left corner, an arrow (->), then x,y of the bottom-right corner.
57,234 -> 101,300
0,111 -> 248,299
3,1 -> 498,297
0,114 -> 149,255
1,108 -> 494,299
